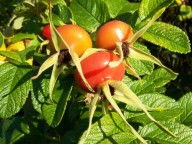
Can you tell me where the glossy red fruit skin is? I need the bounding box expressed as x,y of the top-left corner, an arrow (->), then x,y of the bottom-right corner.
74,51 -> 125,92
96,20 -> 133,50
50,24 -> 92,56
42,25 -> 51,40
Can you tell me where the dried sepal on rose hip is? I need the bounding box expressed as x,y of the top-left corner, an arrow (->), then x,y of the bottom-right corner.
95,9 -> 177,80
74,51 -> 125,92
75,16 -> 178,142
32,5 -> 94,101
49,24 -> 93,56
74,51 -> 147,143
75,51 -> 177,144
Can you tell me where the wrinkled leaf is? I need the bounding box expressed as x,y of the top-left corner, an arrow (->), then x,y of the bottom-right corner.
70,0 -> 110,32
99,132 -> 136,144
140,121 -> 192,144
138,0 -> 173,22
0,117 -> 30,144
102,84 -> 147,144
128,8 -> 165,44
79,112 -> 137,144
0,62 -> 32,118
53,2 -> 72,23
142,22 -> 191,53
11,33 -> 36,43
42,76 -> 73,127
126,68 -> 177,95
104,0 -> 127,18
124,93 -> 183,124
129,45 -> 177,75
0,51 -> 23,62
31,73 -> 50,114
108,80 -> 177,138
178,92 -> 192,125
127,42 -> 154,76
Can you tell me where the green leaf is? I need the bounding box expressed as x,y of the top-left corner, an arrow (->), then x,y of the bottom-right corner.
141,22 -> 191,53
11,33 -> 36,43
138,0 -> 173,22
0,51 -> 23,62
126,68 -> 177,95
127,42 -> 154,75
19,38 -> 40,61
70,0 -> 110,32
42,0 -> 63,5
116,2 -> 140,24
178,92 -> 192,125
51,13 -> 65,26
0,32 -> 4,47
79,112 -> 137,144
31,74 -> 50,114
0,62 -> 32,118
108,80 -> 176,138
128,43 -> 177,75
99,132 -> 136,144
0,117 -> 30,144
42,76 -> 73,127
124,93 -> 183,124
140,121 -> 192,144
104,0 -> 127,18
53,2 -> 73,24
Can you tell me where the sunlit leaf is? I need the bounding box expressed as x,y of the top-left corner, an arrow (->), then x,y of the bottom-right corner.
138,0 -> 173,22
104,0 -> 127,18
140,121 -> 192,144
124,93 -> 183,124
178,92 -> 192,125
70,0 -> 110,32
141,22 -> 191,53
42,76 -> 73,127
31,73 -> 49,114
79,112 -> 136,144
129,46 -> 178,75
0,63 -> 32,118
11,33 -> 36,43
108,80 -> 177,138
127,8 -> 165,44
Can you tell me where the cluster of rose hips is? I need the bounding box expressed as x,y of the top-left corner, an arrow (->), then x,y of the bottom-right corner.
38,20 -> 176,144
41,20 -> 133,92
